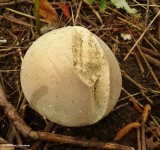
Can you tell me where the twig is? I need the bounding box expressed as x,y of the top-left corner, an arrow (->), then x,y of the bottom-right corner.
36,132 -> 135,150
124,11 -> 160,60
150,115 -> 160,131
113,102 -> 129,112
122,70 -> 153,104
129,31 -> 160,87
145,0 -> 150,28
140,46 -> 160,57
84,0 -> 103,24
2,15 -> 34,27
5,7 -> 47,23
143,36 -> 158,52
141,124 -> 146,150
120,92 -> 141,101
35,0 -> 41,35
7,121 -> 22,145
0,49 -> 25,58
122,87 -> 139,102
0,0 -> 33,6
146,31 -> 160,45
80,15 -> 97,27
105,6 -> 142,30
73,0 -> 83,26
143,53 -> 160,68
31,122 -> 55,150
43,124 -> 59,150
133,52 -> 145,76
7,31 -> 23,61
0,84 -> 135,150
137,45 -> 160,87
149,0 -> 160,39
137,127 -> 142,150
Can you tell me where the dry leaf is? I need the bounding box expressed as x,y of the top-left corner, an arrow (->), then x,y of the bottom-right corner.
142,104 -> 151,124
33,0 -> 58,23
114,122 -> 141,141
57,2 -> 71,18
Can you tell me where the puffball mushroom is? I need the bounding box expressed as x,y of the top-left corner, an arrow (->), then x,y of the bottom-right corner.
21,26 -> 122,127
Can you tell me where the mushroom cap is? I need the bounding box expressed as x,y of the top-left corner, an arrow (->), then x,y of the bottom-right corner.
20,26 -> 122,127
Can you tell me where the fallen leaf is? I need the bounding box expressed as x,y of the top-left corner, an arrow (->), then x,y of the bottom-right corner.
99,0 -> 107,12
114,122 -> 141,141
110,0 -> 137,14
33,0 -> 58,23
57,2 -> 71,18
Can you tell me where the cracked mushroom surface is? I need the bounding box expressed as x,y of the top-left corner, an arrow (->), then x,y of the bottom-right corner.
21,26 -> 122,127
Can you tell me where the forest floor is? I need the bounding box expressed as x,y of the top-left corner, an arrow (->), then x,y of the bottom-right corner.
0,0 -> 160,150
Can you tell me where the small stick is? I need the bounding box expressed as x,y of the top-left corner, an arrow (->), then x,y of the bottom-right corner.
120,92 -> 141,101
70,1 -> 75,25
143,53 -> 160,68
149,0 -> 160,39
0,0 -> 33,6
129,31 -> 160,87
84,0 -> 103,24
0,49 -> 25,58
3,15 -> 34,27
7,121 -> 23,145
80,15 -> 97,27
137,127 -> 142,150
73,0 -> 83,26
12,123 -> 23,145
150,115 -> 160,131
137,46 -> 160,87
143,36 -> 158,52
141,124 -> 146,150
5,7 -> 47,23
122,87 -> 139,103
124,11 -> 160,60
145,0 -> 150,28
37,132 -> 135,150
35,0 -> 41,35
133,52 -> 145,76
146,32 -> 160,45
140,46 -> 160,58
122,70 -> 145,90
31,122 -> 55,150
122,71 -> 153,104
150,0 -> 160,14
43,125 -> 59,150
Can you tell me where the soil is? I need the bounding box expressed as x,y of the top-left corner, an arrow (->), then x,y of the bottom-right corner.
0,0 -> 160,150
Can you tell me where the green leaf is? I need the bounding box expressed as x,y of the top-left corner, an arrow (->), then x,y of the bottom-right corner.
110,0 -> 137,14
99,0 -> 107,12
85,0 -> 95,4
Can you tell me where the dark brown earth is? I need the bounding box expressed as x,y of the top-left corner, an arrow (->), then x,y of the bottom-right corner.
0,0 -> 160,150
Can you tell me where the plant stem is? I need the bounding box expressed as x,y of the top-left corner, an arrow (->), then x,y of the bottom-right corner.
35,0 -> 41,35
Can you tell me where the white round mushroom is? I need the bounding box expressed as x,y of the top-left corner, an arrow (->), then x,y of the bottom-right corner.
20,26 -> 122,127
